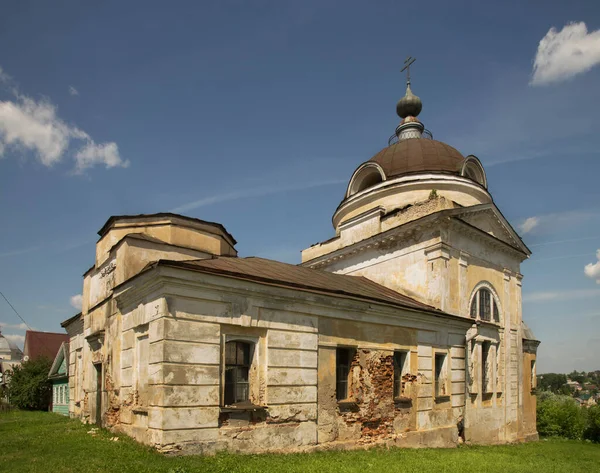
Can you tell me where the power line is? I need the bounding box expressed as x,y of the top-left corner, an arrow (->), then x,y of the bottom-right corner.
0,290 -> 33,331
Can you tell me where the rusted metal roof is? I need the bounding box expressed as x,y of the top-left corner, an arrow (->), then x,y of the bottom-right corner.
369,138 -> 464,178
97,213 -> 237,245
156,256 -> 447,315
24,330 -> 69,361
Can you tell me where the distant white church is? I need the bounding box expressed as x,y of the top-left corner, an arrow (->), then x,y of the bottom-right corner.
63,73 -> 539,454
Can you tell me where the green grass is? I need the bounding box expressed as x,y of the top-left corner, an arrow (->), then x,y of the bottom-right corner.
1,411 -> 599,473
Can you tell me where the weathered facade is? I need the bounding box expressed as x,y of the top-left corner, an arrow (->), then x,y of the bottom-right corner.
65,80 -> 539,453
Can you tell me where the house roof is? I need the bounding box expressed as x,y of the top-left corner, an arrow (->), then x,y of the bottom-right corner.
60,312 -> 82,328
145,256 -> 456,317
24,331 -> 69,361
48,342 -> 69,379
97,213 -> 237,245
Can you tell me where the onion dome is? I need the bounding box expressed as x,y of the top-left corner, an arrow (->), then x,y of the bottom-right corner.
396,84 -> 422,119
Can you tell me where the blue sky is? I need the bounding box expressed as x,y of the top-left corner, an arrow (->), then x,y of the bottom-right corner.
1,1 -> 599,373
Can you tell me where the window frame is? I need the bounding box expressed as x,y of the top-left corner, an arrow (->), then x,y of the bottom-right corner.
481,341 -> 491,394
336,347 -> 356,402
469,283 -> 502,324
433,351 -> 449,399
393,350 -> 410,399
221,334 -> 260,408
224,340 -> 252,406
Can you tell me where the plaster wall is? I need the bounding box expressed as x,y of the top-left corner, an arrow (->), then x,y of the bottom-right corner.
96,217 -> 236,267
332,177 -> 491,232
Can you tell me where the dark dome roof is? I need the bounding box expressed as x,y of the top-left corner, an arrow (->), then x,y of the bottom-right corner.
369,138 -> 465,178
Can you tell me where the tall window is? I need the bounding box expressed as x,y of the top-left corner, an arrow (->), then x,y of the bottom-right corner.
393,351 -> 408,398
336,348 -> 354,401
531,360 -> 536,390
481,342 -> 491,393
224,341 -> 251,406
434,353 -> 447,397
470,287 -> 500,323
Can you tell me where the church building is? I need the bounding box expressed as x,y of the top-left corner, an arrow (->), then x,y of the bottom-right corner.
64,70 -> 539,454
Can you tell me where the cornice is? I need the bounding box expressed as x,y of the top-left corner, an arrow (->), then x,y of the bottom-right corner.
304,212 -> 446,269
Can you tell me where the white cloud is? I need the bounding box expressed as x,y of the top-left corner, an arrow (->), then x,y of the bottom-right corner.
0,322 -> 28,330
516,209 -> 600,237
171,178 -> 345,213
68,85 -> 79,96
0,65 -> 127,171
70,294 -> 83,311
531,22 -> 600,85
74,141 -> 129,172
529,236 -> 598,247
4,333 -> 25,344
523,288 -> 600,303
518,216 -> 539,234
584,249 -> 600,284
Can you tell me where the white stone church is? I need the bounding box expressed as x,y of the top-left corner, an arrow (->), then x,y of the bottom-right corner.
63,76 -> 539,454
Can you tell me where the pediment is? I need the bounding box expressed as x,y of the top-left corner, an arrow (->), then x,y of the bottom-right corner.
48,342 -> 69,378
451,204 -> 530,256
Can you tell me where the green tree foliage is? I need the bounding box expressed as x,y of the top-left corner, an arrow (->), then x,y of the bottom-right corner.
585,404 -> 600,443
538,373 -> 568,393
568,371 -> 586,384
6,357 -> 52,411
537,392 -> 587,440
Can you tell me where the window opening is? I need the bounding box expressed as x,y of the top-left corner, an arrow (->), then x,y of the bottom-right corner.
393,351 -> 408,398
470,286 -> 500,323
479,289 -> 491,321
482,342 -> 491,393
336,348 -> 354,401
434,353 -> 447,397
224,341 -> 251,406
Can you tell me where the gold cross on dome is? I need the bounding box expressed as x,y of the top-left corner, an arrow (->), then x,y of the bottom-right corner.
401,56 -> 416,85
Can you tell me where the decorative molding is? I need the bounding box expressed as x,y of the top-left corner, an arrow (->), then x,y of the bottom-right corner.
425,242 -> 451,262
100,262 -> 116,278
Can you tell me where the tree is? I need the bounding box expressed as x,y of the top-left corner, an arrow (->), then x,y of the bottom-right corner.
585,405 -> 600,443
5,357 -> 52,410
568,371 -> 585,384
538,373 -> 567,393
537,392 -> 587,440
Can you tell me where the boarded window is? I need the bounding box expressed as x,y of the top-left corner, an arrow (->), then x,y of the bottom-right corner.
434,353 -> 447,397
224,341 -> 251,406
481,342 -> 491,393
393,351 -> 408,398
336,348 -> 354,401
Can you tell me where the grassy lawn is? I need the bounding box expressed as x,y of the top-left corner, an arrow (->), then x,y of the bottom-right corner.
1,411 -> 599,473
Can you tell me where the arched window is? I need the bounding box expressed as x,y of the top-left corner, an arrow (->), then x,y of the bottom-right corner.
346,163 -> 386,197
460,155 -> 487,189
469,285 -> 501,323
224,340 -> 252,406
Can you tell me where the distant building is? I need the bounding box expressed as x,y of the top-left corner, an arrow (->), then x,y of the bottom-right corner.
23,330 -> 69,361
0,329 -> 23,391
48,343 -> 70,416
